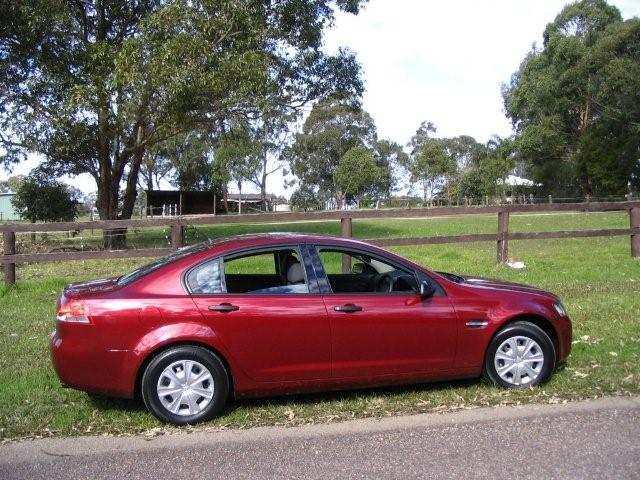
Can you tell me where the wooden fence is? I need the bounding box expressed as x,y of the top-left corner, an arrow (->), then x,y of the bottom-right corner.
2,201 -> 639,285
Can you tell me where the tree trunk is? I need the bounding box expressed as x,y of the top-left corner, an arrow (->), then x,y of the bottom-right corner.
120,145 -> 144,221
96,107 -> 124,250
223,187 -> 229,213
237,181 -> 242,215
260,155 -> 268,211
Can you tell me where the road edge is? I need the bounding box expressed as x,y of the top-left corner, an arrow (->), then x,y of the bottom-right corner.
1,395 -> 639,464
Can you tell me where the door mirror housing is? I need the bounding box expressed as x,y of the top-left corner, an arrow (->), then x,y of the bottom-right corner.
420,280 -> 435,299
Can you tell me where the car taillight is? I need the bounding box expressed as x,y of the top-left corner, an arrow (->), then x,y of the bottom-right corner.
56,301 -> 90,324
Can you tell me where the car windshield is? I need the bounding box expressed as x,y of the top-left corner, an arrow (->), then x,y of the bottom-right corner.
117,241 -> 211,285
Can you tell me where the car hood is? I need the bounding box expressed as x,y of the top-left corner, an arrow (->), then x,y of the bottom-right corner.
64,277 -> 121,298
440,272 -> 556,300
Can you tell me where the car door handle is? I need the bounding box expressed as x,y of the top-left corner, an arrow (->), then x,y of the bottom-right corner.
208,303 -> 239,313
334,303 -> 363,313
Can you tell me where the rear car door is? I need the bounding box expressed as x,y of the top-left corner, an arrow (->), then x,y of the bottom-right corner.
311,246 -> 458,378
188,245 -> 330,382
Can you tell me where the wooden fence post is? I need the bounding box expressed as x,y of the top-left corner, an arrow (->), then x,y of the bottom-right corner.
340,216 -> 353,273
630,206 -> 640,258
497,209 -> 510,264
3,230 -> 16,285
170,223 -> 184,249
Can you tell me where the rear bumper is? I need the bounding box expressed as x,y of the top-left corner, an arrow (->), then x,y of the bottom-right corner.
50,331 -> 135,398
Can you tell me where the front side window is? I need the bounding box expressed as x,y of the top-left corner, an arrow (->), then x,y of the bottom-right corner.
187,247 -> 310,295
317,248 -> 418,294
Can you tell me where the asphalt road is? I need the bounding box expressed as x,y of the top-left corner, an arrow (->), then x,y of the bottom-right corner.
2,396 -> 639,479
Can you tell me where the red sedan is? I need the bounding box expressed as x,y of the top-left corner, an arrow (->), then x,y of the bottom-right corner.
51,233 -> 572,424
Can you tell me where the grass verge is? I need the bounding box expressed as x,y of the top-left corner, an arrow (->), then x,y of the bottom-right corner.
1,211 -> 639,441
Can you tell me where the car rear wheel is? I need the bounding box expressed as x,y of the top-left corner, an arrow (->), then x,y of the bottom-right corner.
484,321 -> 556,388
141,345 -> 229,425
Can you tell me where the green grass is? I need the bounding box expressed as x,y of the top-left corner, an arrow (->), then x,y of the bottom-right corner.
1,211 -> 639,441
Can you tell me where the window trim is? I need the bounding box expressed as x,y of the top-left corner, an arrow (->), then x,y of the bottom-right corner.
184,244 -> 320,296
310,244 -> 423,296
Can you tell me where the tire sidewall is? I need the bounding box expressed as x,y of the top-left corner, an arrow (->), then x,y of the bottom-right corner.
484,322 -> 556,388
141,346 -> 229,425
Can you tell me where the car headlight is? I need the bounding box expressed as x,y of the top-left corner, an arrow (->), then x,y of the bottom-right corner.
553,301 -> 567,317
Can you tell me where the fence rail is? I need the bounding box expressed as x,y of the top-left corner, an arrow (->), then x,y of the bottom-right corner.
2,201 -> 640,284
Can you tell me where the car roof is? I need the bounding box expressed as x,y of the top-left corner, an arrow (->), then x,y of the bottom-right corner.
202,232 -> 375,252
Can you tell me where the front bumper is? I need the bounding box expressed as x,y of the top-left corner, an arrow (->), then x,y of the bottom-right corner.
555,314 -> 573,362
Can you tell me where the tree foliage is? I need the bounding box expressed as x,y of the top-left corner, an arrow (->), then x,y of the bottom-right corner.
454,136 -> 515,199
289,184 -> 323,211
11,173 -> 78,222
214,124 -> 263,213
285,96 -> 401,206
285,96 -> 377,205
372,140 -> 407,201
0,175 -> 25,193
1,0 -> 365,239
503,0 -> 640,196
155,132 -> 215,191
334,146 -> 380,206
400,122 -> 456,202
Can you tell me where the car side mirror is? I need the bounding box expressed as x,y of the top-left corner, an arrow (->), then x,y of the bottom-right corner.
420,280 -> 435,299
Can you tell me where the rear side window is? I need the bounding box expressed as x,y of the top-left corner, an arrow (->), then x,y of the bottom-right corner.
185,258 -> 223,294
224,252 -> 276,275
223,248 -> 308,294
185,248 -> 310,295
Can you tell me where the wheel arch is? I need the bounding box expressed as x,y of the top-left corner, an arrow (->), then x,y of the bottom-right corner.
133,341 -> 235,400
497,313 -> 559,360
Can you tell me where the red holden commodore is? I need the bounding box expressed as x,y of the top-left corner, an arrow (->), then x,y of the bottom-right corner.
51,233 -> 572,424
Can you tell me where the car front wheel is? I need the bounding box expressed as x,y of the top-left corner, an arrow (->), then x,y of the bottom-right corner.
484,321 -> 556,388
141,345 -> 229,425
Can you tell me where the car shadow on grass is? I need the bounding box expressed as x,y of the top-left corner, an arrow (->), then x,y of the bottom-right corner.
85,392 -> 146,413
84,377 -> 487,425
229,377 -> 483,414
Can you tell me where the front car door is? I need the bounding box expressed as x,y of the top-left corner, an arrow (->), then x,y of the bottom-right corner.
187,244 -> 330,382
310,245 -> 458,378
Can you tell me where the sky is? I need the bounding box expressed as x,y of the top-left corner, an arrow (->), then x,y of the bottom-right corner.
2,0 -> 640,198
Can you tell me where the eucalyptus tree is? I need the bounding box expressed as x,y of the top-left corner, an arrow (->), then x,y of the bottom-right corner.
224,108 -> 295,210
1,0 -> 365,246
213,124 -> 262,214
334,146 -> 380,208
401,121 -> 457,203
285,96 -> 386,207
503,0 -> 640,196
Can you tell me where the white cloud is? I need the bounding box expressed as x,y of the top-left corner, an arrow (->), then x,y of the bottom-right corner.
323,0 -> 640,144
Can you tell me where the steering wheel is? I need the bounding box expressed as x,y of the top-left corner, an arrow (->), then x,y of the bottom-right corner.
374,272 -> 395,293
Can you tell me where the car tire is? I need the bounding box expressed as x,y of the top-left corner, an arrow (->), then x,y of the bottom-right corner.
141,345 -> 229,425
483,321 -> 556,388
